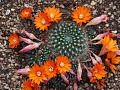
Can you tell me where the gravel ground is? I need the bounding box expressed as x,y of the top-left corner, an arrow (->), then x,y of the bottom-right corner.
0,0 -> 120,90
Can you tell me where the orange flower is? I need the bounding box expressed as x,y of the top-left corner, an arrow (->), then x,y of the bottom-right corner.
9,33 -> 20,48
92,64 -> 107,79
97,79 -> 105,89
28,63 -> 47,84
22,79 -> 39,90
99,36 -> 119,56
34,12 -> 51,31
20,8 -> 32,19
100,79 -> 105,87
56,55 -> 71,73
107,52 -> 120,64
90,77 -> 106,89
90,76 -> 97,83
101,36 -> 119,51
71,6 -> 92,26
44,6 -> 62,23
105,52 -> 120,74
44,59 -> 58,79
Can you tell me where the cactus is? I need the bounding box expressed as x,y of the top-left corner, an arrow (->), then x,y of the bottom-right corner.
26,21 -> 98,88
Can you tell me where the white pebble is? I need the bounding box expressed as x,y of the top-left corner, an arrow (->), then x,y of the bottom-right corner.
93,10 -> 97,14
6,10 -> 10,15
108,12 -> 111,15
91,1 -> 96,6
11,8 -> 15,11
111,30 -> 117,34
113,6 -> 116,10
99,0 -> 102,4
111,14 -> 114,19
105,24 -> 109,27
24,4 -> 29,8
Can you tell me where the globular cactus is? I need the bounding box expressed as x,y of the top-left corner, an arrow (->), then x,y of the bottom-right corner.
48,21 -> 97,61
25,21 -> 98,88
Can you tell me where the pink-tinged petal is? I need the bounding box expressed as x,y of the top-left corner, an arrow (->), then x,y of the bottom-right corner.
73,82 -> 78,90
20,36 -> 34,44
19,42 -> 42,53
83,58 -> 91,62
23,29 -> 43,42
98,46 -> 108,56
100,14 -> 108,22
90,32 -> 109,41
43,79 -> 50,84
83,65 -> 92,79
61,73 -> 69,84
115,50 -> 120,55
84,14 -> 108,29
89,52 -> 98,65
89,41 -> 101,45
114,34 -> 120,38
16,68 -> 30,76
77,59 -> 82,82
65,73 -> 69,79
84,17 -> 101,29
90,51 -> 102,64
69,68 -> 75,75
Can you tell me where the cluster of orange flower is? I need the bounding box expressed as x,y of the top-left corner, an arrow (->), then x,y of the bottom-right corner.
9,5 -> 120,90
20,6 -> 62,31
22,55 -> 71,89
89,32 -> 120,89
9,6 -> 93,48
90,64 -> 107,89
101,33 -> 120,74
20,6 -> 92,31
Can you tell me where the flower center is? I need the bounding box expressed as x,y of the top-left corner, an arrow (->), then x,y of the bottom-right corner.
94,69 -> 98,73
49,66 -> 54,72
60,62 -> 65,67
41,19 -> 46,25
50,13 -> 55,19
37,71 -> 41,76
79,14 -> 84,19
13,38 -> 17,43
25,12 -> 29,15
31,83 -> 34,88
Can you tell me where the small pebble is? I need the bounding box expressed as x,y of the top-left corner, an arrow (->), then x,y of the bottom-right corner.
24,4 -> 29,7
11,78 -> 16,81
105,24 -> 109,27
6,10 -> 10,15
108,12 -> 111,15
113,6 -> 116,10
111,14 -> 114,19
99,0 -> 102,4
60,4 -> 65,8
11,8 -> 15,11
91,1 -> 96,6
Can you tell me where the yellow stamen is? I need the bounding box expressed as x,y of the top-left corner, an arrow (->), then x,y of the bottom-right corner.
50,13 -> 55,19
13,38 -> 17,43
94,69 -> 98,73
41,19 -> 46,25
37,71 -> 41,76
79,14 -> 84,19
49,66 -> 54,72
25,12 -> 29,15
60,62 -> 65,67
31,83 -> 34,87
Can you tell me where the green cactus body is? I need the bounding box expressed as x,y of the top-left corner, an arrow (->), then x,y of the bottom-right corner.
26,21 -> 97,88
